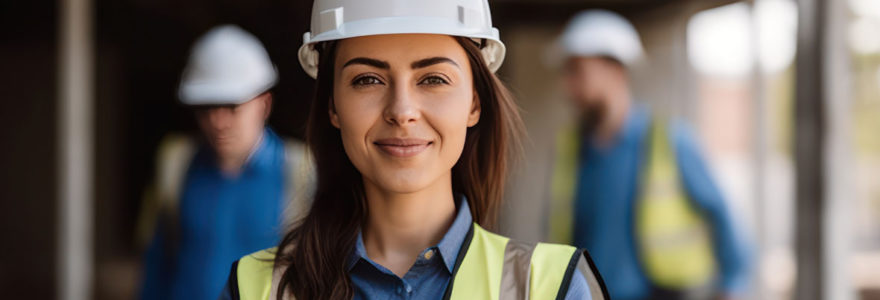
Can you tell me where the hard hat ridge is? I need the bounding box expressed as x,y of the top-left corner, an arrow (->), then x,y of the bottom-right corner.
551,9 -> 644,68
179,25 -> 278,105
297,0 -> 506,78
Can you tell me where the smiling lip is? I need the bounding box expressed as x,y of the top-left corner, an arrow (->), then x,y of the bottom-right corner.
373,138 -> 432,157
212,136 -> 234,144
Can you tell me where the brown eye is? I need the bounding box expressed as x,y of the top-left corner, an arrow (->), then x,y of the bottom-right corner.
419,76 -> 449,86
352,76 -> 383,86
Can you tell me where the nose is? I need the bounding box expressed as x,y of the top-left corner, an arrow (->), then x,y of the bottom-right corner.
383,83 -> 420,126
206,107 -> 234,131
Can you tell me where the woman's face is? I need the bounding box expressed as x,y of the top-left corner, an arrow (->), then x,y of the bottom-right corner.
331,34 -> 481,194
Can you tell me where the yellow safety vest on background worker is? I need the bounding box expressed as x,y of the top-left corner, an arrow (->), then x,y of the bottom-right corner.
135,133 -> 314,248
635,121 -> 715,289
233,223 -> 608,300
549,120 -> 716,290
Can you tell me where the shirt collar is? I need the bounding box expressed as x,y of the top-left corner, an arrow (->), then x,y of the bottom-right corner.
436,196 -> 473,272
347,196 -> 473,273
204,127 -> 275,174
586,103 -> 649,150
245,127 -> 283,172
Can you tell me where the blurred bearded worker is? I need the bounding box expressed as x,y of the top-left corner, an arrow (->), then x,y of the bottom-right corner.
545,10 -> 751,300
137,25 -> 311,300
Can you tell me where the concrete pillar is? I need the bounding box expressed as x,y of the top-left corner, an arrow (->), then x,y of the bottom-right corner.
57,0 -> 94,298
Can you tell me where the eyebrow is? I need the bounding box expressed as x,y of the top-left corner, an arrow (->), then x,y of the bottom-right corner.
342,57 -> 390,69
411,57 -> 459,69
341,56 -> 460,70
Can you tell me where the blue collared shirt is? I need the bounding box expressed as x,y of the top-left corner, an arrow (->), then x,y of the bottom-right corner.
218,197 -> 593,299
573,106 -> 750,299
141,128 -> 287,300
348,198 -> 592,300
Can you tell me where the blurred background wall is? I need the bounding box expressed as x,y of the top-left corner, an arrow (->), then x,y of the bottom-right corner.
0,2 -> 59,299
2,0 -> 879,299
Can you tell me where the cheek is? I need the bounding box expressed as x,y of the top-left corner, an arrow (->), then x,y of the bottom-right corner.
232,108 -> 264,148
424,91 -> 473,160
196,115 -> 210,132
333,92 -> 384,161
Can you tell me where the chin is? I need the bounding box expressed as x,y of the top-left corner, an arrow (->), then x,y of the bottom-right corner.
213,146 -> 243,158
371,170 -> 436,194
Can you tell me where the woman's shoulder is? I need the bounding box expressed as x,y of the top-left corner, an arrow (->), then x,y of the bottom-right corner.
241,247 -> 278,261
468,224 -> 608,299
520,240 -> 608,299
236,247 -> 289,283
220,247 -> 290,300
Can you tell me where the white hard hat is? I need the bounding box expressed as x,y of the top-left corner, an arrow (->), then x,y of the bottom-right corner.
179,25 -> 278,105
554,10 -> 644,67
297,0 -> 506,79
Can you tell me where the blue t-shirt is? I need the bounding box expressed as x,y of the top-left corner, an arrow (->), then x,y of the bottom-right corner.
140,128 -> 287,300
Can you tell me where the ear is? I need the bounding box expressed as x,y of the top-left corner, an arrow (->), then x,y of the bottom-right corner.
467,90 -> 481,127
328,97 -> 341,129
262,93 -> 273,120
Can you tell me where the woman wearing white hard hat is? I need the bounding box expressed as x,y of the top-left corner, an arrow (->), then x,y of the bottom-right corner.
219,1 -> 608,299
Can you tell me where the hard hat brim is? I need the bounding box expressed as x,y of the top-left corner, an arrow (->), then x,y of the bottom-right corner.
179,74 -> 277,106
296,16 -> 506,78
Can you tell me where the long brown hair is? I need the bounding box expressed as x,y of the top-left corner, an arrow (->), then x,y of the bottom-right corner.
273,36 -> 524,299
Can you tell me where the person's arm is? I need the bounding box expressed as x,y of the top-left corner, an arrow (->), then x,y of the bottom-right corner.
671,121 -> 752,296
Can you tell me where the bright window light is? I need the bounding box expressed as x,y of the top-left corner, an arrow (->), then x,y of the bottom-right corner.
850,0 -> 880,18
849,17 -> 880,55
687,3 -> 754,77
755,0 -> 798,74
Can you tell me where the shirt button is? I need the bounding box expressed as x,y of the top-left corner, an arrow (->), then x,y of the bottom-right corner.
424,249 -> 435,260
406,285 -> 413,293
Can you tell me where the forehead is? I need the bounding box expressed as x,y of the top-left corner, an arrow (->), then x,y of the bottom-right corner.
335,34 -> 469,67
565,56 -> 621,71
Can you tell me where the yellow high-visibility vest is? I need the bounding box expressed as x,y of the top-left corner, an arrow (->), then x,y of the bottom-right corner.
136,134 -> 314,249
635,121 -> 715,289
233,223 -> 608,300
549,120 -> 716,290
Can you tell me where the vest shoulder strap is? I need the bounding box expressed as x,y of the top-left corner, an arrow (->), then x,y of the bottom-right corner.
282,139 -> 314,224
548,123 -> 580,244
531,243 -> 608,300
447,224 -> 509,300
448,223 -> 608,300
637,120 -> 716,288
236,248 -> 277,300
135,134 -> 195,248
531,243 -> 578,299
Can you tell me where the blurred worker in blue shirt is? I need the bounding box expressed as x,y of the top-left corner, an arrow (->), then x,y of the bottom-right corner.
546,10 -> 751,300
138,25 -> 311,300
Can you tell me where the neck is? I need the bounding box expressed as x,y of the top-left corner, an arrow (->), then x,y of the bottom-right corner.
592,81 -> 632,146
361,172 -> 457,277
217,154 -> 248,176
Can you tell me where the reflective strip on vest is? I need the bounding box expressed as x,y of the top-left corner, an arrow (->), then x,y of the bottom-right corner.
235,224 -> 607,300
